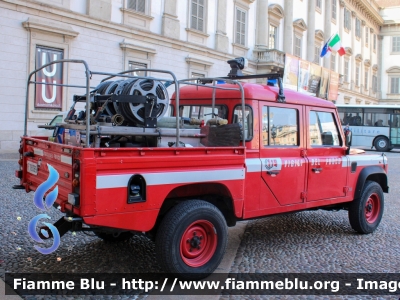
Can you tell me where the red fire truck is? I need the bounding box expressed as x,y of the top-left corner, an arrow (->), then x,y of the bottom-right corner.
14,58 -> 389,279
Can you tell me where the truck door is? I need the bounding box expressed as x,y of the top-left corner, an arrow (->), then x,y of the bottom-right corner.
259,103 -> 307,206
306,107 -> 347,201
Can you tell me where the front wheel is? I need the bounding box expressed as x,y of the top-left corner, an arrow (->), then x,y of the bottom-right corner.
155,200 -> 228,280
374,136 -> 390,152
348,181 -> 384,234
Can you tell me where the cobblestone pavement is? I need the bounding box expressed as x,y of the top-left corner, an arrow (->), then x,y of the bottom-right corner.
1,150 -> 400,300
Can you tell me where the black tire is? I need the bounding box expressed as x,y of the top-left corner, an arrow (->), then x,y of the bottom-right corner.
348,181 -> 384,234
94,231 -> 133,242
155,200 -> 228,280
374,136 -> 390,152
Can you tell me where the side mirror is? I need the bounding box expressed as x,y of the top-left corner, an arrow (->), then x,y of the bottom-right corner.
344,126 -> 352,155
344,128 -> 352,147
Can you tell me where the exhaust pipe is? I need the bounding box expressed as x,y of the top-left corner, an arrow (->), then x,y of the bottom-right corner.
111,114 -> 124,126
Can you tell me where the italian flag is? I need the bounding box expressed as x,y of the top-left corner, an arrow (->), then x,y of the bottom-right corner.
329,34 -> 346,56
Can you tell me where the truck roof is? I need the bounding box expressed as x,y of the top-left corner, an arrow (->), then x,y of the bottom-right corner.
174,83 -> 336,108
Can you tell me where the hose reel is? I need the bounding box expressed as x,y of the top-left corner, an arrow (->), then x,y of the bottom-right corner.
93,78 -> 169,127
118,78 -> 169,127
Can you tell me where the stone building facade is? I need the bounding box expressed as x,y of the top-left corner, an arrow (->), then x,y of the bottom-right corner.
0,0 -> 394,151
377,3 -> 400,104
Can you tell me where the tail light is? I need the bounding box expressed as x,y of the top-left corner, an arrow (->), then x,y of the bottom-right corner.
72,178 -> 80,187
70,159 -> 80,206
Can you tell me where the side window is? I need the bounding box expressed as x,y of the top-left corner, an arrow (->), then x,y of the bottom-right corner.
179,105 -> 228,122
233,105 -> 253,141
49,115 -> 63,126
309,111 -> 341,146
262,106 -> 299,146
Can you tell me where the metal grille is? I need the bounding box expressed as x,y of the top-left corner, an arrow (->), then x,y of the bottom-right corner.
294,36 -> 301,57
330,54 -> 336,71
392,37 -> 400,52
332,0 -> 337,20
191,0 -> 205,31
127,0 -> 146,13
372,75 -> 377,93
344,8 -> 351,30
344,61 -> 349,82
128,61 -> 147,77
355,19 -> 361,38
269,25 -> 277,49
314,46 -> 320,64
235,8 -> 246,46
191,72 -> 205,78
391,77 -> 400,94
356,66 -> 360,86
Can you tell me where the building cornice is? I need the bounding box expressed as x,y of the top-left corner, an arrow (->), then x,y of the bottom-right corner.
347,0 -> 384,28
338,87 -> 379,101
185,56 -> 214,66
22,17 -> 79,38
120,39 -> 157,54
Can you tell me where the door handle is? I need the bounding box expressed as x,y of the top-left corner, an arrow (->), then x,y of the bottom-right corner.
267,170 -> 280,177
312,168 -> 323,173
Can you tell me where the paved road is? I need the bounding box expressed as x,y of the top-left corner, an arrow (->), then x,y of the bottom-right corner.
1,149 -> 400,299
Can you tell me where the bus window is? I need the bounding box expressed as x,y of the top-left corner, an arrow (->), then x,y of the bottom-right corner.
338,107 -> 363,126
363,109 -> 390,127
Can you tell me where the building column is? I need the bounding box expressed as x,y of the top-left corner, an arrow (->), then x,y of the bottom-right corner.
215,0 -> 229,52
256,0 -> 269,49
378,35 -> 384,100
306,0 -> 316,62
361,20 -> 365,91
283,0 -> 293,54
162,0 -> 180,39
339,1 -> 345,74
351,11 -> 356,90
323,0 -> 332,68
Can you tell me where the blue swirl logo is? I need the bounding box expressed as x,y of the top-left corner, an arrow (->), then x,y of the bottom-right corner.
28,164 -> 61,254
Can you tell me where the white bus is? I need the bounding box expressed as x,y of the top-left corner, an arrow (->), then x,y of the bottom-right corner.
336,104 -> 400,152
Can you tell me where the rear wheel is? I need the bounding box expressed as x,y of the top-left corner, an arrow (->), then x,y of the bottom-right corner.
348,181 -> 384,234
94,231 -> 133,242
374,136 -> 390,152
155,200 -> 227,280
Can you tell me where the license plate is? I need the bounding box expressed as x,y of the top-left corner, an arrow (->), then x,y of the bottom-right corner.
27,161 -> 38,175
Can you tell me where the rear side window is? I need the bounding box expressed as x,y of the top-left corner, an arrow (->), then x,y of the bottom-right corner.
233,105 -> 253,141
262,106 -> 299,146
179,105 -> 228,122
309,111 -> 341,146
